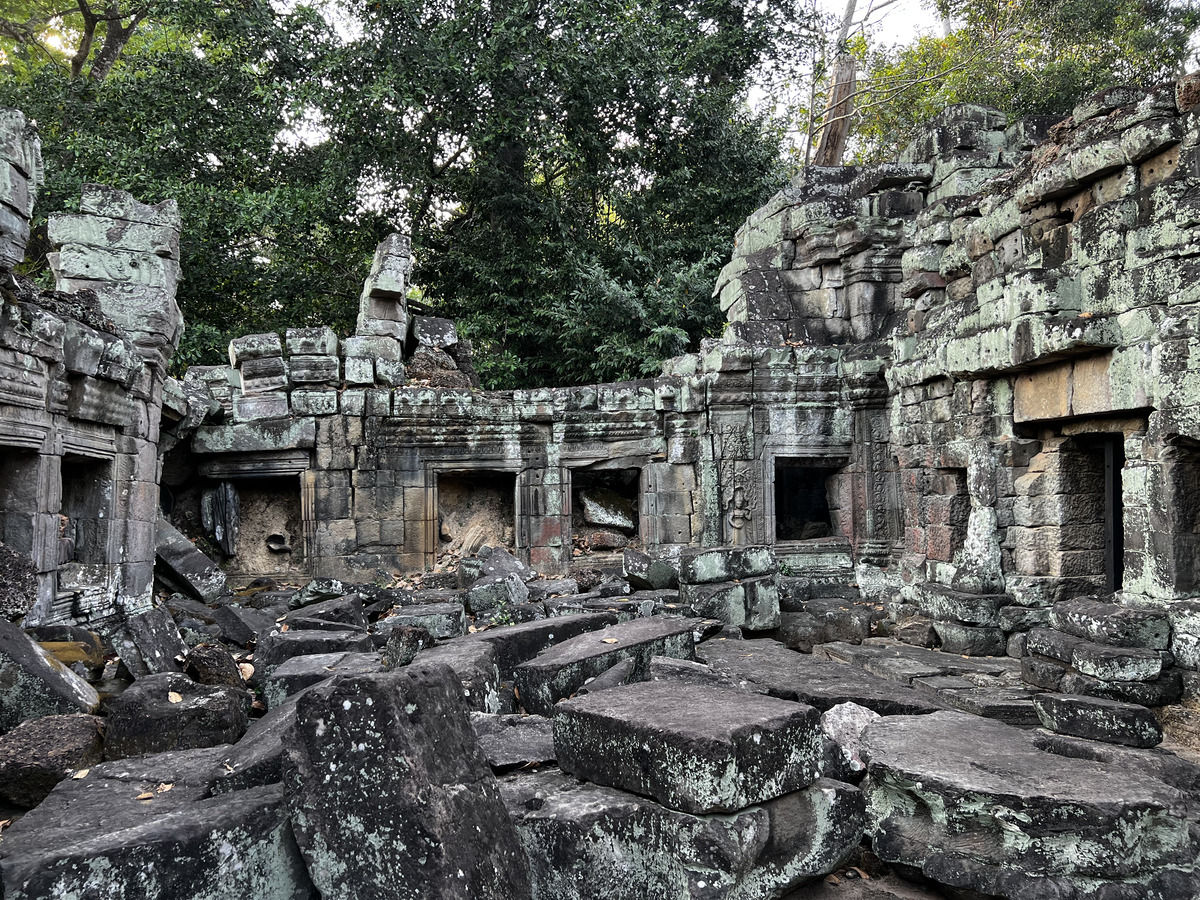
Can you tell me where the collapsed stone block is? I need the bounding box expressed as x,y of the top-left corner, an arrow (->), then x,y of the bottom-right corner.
514,616 -> 697,715
554,681 -> 823,814
0,621 -> 100,731
502,769 -> 865,900
0,747 -> 313,900
284,665 -> 531,900
1033,692 -> 1163,748
861,711 -> 1199,899
0,713 -> 103,807
103,671 -> 248,760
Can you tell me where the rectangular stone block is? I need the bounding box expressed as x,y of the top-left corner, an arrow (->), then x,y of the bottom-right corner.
291,389 -> 338,416
231,391 -> 289,422
513,617 -> 696,716
288,355 -> 338,385
554,681 -> 822,814
285,326 -> 337,357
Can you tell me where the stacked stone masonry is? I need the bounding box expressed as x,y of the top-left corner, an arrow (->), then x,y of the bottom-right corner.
6,77 -> 1200,900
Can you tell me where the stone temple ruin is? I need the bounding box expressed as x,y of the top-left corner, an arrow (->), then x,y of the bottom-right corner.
1,74 -> 1200,900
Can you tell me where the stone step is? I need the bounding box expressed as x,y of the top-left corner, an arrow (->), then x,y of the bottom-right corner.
1033,692 -> 1163,748
513,616 -> 699,716
1049,598 -> 1170,650
914,584 -> 1010,627
554,681 -> 822,814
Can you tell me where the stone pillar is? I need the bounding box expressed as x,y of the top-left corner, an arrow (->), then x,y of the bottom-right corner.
843,363 -> 897,566
357,234 -> 410,339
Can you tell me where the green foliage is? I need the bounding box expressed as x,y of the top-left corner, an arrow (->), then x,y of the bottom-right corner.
0,0 -> 815,387
313,0 -> 812,387
853,0 -> 1199,161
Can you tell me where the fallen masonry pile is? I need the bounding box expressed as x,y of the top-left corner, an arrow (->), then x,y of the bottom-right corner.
0,544 -> 1197,899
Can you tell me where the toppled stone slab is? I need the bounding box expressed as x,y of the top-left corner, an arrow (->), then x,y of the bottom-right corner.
284,665 -> 531,900
555,680 -> 822,814
115,605 -> 187,677
261,650 -> 381,709
471,712 -> 556,772
860,711 -> 1200,899
1049,597 -> 1171,650
0,746 -> 312,900
251,628 -> 375,683
213,603 -> 276,646
283,592 -> 367,630
1033,692 -> 1164,748
679,546 -> 776,584
579,489 -> 635,532
623,547 -> 679,590
0,713 -> 103,807
155,516 -> 227,603
502,769 -> 865,900
699,638 -> 944,716
377,601 -> 465,639
0,621 -> 100,730
104,671 -> 248,760
514,616 -> 698,716
416,640 -> 504,713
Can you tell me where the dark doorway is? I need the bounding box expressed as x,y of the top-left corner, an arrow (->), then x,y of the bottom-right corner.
1101,436 -> 1125,593
59,455 -> 113,564
438,471 -> 518,555
774,459 -> 837,541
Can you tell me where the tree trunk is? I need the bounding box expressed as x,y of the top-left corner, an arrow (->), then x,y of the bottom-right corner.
813,53 -> 856,166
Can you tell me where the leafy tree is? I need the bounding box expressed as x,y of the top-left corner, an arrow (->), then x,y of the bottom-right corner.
0,1 -> 387,369
318,0 -> 818,387
851,0 -> 1200,162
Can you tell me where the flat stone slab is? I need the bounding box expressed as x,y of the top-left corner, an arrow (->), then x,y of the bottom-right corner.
1049,598 -> 1171,650
860,711 -> 1200,899
1034,692 -> 1164,748
698,638 -> 945,716
818,639 -> 1024,679
501,769 -> 865,900
460,612 -> 618,677
514,616 -> 697,716
470,713 -> 556,771
0,746 -> 313,900
377,602 -> 465,639
554,681 -> 822,814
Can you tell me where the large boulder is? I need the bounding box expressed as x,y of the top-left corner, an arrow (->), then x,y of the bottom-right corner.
284,665 -> 532,899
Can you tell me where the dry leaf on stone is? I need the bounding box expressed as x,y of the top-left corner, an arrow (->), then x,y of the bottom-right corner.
167,691 -> 183,704
601,638 -> 619,644
135,792 -> 154,801
72,769 -> 89,779
280,624 -> 289,632
824,874 -> 840,884
157,783 -> 174,793
851,867 -> 870,879
238,663 -> 255,681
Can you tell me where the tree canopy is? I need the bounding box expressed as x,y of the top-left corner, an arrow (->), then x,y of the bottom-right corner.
0,0 -> 818,387
849,0 -> 1200,161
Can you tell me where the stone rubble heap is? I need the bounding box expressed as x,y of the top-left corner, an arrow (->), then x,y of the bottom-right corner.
0,541 -> 1194,899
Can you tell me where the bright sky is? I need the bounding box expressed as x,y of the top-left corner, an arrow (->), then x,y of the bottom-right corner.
821,0 -> 941,47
